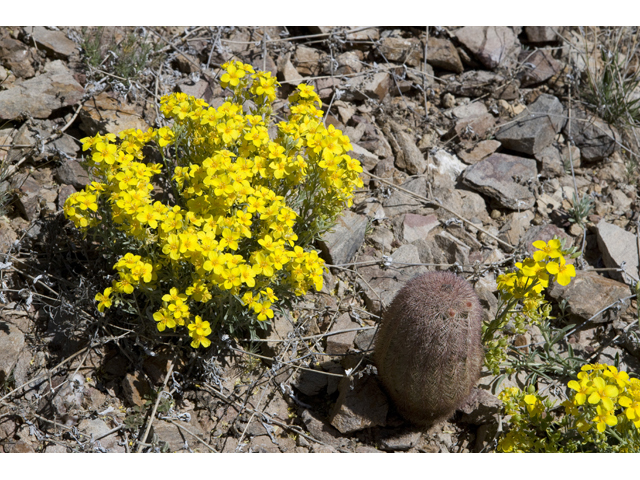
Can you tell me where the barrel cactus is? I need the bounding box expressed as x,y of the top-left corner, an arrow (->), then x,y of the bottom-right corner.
373,271 -> 484,426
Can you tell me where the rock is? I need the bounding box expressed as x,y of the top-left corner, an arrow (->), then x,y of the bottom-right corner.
431,149 -> 467,183
450,113 -> 496,142
77,418 -> 119,451
401,213 -> 439,243
57,184 -> 77,211
458,388 -> 503,425
427,36 -> 463,73
350,142 -> 380,171
499,211 -> 535,246
325,312 -> 360,355
121,371 -> 152,407
462,153 -> 537,210
377,428 -> 421,451
23,27 -> 79,60
300,409 -> 343,446
152,419 -> 207,452
346,27 -> 380,44
565,109 -> 620,163
458,139 -> 501,164
0,60 -> 84,120
318,211 -> 368,266
548,271 -> 631,323
351,72 -> 392,101
495,93 -> 566,156
445,70 -> 506,98
295,46 -> 323,76
0,217 -> 18,254
0,319 -> 25,384
335,51 -> 363,75
517,49 -> 563,87
358,122 -> 393,158
357,245 -> 428,315
378,37 -> 422,67
0,37 -> 35,78
455,26 -> 519,70
329,374 -> 388,434
535,145 -> 565,178
390,124 -> 427,175
80,92 -> 149,136
279,59 -> 303,85
525,27 -> 561,44
55,159 -> 90,190
434,231 -> 471,265
315,77 -> 341,101
293,368 -> 328,397
369,225 -> 394,252
382,176 -> 430,217
596,220 -> 640,285
452,101 -> 489,119
438,188 -> 490,224
177,78 -> 217,103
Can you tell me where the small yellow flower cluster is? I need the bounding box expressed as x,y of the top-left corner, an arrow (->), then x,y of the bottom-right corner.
64,62 -> 363,348
497,364 -> 640,452
483,239 -> 578,374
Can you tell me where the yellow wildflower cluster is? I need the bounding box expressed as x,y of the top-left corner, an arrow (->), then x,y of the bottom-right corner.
63,62 -> 363,348
483,239 -> 578,374
497,364 -> 640,452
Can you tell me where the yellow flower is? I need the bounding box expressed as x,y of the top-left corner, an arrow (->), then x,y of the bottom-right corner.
587,377 -> 619,411
532,239 -> 562,261
592,405 -> 617,433
95,287 -> 113,312
545,256 -> 576,286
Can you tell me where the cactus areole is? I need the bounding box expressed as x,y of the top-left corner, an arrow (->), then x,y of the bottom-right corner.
374,271 -> 484,426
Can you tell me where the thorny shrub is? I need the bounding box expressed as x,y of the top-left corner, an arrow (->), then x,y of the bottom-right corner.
498,364 -> 640,452
63,61 -> 363,348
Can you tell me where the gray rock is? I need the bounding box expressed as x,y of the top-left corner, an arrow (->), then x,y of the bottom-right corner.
535,145 -> 565,178
525,27 -> 561,44
300,409 -> 343,446
55,160 -> 90,190
431,149 -> 468,183
450,113 -> 496,142
0,60 -> 83,120
458,388 -> 503,425
0,37 -> 35,78
335,51 -> 363,75
462,153 -> 537,210
458,139 -> 501,164
325,312 -> 360,355
318,211 -> 368,267
427,36 -> 463,73
517,49 -> 563,87
351,72 -> 392,101
0,319 -> 25,384
293,368 -> 328,397
329,374 -> 388,434
377,428 -> 421,451
565,109 -> 620,162
23,27 -> 79,60
177,78 -> 216,103
438,188 -> 490,224
548,271 -> 631,323
401,213 -> 439,243
495,94 -> 566,155
434,231 -> 471,265
382,176 -> 430,217
596,220 -> 640,285
350,142 -> 380,172
455,26 -> 519,70
452,101 -> 489,119
295,45 -> 323,76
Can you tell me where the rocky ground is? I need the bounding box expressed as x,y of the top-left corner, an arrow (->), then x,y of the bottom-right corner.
0,26 -> 639,453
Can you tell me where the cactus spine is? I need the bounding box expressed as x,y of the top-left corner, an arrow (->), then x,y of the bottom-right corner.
373,271 -> 484,426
